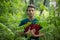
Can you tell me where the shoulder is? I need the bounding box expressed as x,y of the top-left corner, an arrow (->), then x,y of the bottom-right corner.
21,18 -> 28,22
19,18 -> 28,26
34,18 -> 38,21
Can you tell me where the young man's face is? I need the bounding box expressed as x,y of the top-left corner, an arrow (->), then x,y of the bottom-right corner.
27,7 -> 35,17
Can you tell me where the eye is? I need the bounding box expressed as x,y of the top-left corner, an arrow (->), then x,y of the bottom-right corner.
32,10 -> 34,12
28,10 -> 31,12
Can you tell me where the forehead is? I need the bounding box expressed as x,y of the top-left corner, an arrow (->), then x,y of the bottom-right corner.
27,7 -> 35,10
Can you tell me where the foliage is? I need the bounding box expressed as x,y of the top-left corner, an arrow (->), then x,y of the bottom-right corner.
0,0 -> 60,40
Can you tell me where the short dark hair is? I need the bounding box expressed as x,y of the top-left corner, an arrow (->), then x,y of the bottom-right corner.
27,4 -> 35,11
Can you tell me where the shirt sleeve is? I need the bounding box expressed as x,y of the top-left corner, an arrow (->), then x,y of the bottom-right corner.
19,21 -> 25,26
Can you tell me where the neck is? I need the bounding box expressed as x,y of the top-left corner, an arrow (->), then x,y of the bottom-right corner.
28,16 -> 34,21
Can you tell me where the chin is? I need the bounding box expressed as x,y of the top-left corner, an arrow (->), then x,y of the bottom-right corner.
30,16 -> 33,17
30,15 -> 33,17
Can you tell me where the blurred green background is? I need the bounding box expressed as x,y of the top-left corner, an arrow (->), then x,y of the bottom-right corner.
0,0 -> 60,40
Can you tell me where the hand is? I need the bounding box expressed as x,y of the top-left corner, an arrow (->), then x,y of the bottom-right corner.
25,27 -> 31,34
39,33 -> 44,37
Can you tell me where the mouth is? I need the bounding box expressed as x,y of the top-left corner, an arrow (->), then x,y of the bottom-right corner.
29,14 -> 33,17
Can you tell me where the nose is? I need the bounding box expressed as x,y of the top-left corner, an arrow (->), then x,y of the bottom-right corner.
30,10 -> 33,13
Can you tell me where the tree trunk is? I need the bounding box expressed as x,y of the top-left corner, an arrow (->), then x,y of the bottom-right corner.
30,0 -> 34,5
